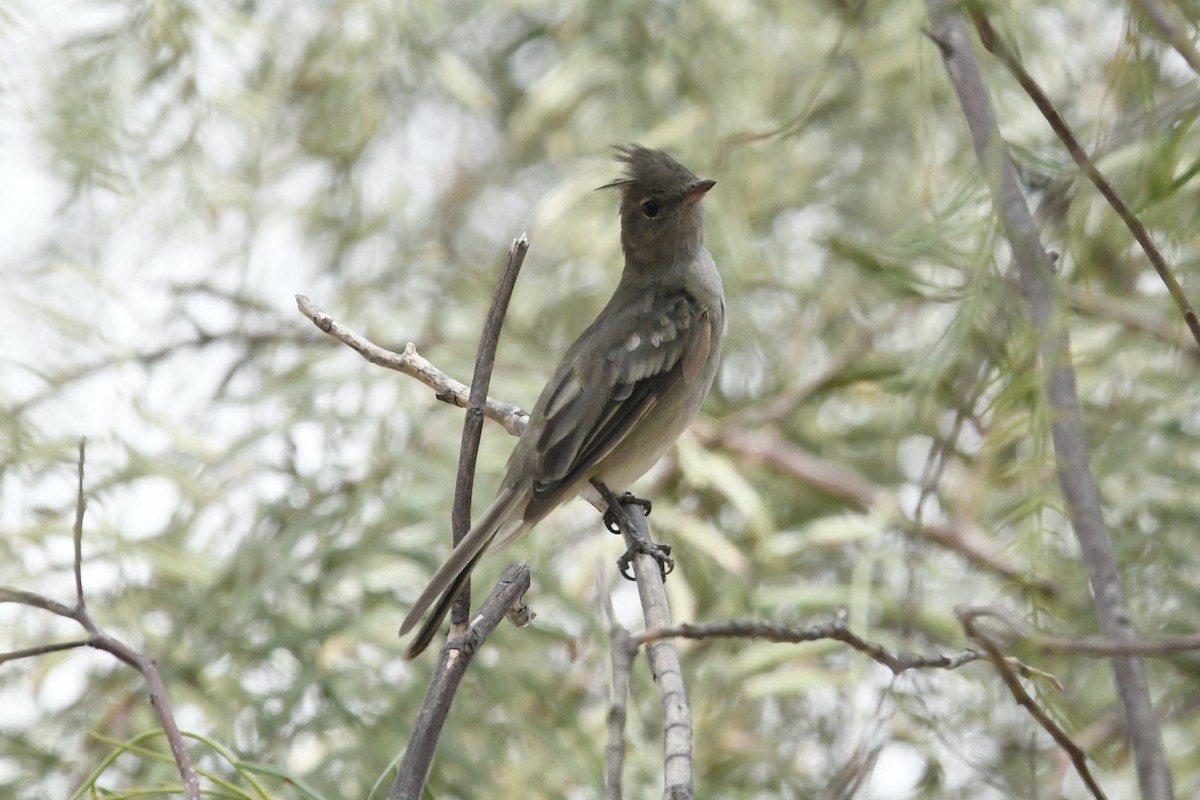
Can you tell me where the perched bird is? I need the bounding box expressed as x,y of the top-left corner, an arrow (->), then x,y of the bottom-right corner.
400,145 -> 725,658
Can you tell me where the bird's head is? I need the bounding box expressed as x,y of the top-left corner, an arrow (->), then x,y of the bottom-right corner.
599,145 -> 715,270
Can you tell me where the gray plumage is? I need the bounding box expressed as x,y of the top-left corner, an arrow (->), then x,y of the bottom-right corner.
399,145 -> 726,658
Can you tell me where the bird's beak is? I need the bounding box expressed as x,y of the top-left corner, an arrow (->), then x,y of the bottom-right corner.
682,179 -> 716,206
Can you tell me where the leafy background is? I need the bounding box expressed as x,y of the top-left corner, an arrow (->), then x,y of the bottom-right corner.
2,0 -> 1199,798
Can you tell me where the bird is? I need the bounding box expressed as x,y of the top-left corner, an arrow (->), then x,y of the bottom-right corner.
399,145 -> 725,658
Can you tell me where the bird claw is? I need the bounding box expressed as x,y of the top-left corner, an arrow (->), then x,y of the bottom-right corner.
617,540 -> 673,582
603,492 -> 651,534
593,482 -> 672,581
604,492 -> 670,581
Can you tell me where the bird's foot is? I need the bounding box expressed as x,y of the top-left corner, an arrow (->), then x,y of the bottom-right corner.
603,492 -> 652,534
591,481 -> 673,582
607,492 -> 671,582
616,537 -> 673,582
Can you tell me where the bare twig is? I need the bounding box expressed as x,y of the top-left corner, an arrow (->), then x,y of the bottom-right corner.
969,8 -> 1200,351
959,608 -> 1109,800
924,5 -> 1174,798
388,564 -> 532,800
295,294 -> 529,436
0,639 -> 92,665
594,484 -> 694,800
390,236 -> 530,798
73,438 -> 87,608
449,235 -> 529,629
0,440 -> 201,800
603,582 -> 638,800
639,613 -> 983,675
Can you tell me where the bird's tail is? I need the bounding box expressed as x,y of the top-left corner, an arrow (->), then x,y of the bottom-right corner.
399,486 -> 523,658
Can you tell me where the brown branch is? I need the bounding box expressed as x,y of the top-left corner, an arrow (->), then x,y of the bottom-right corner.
0,440 -> 200,800
699,423 -> 1058,597
295,294 -> 529,436
924,5 -> 1174,798
959,608 -> 1109,800
0,587 -> 76,616
969,7 -> 1200,351
390,236 -> 530,798
388,564 -> 532,800
639,613 -> 983,675
449,236 -> 529,628
0,639 -> 91,665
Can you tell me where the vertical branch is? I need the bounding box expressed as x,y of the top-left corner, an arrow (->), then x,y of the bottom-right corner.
390,236 -> 530,799
389,564 -> 532,800
922,5 -> 1175,799
603,590 -> 637,800
449,234 -> 530,629
594,484 -> 694,800
72,438 -> 87,610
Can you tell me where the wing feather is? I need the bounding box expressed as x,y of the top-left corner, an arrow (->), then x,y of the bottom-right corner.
522,289 -> 709,519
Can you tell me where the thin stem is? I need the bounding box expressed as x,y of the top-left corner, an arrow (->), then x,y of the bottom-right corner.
603,591 -> 637,800
969,8 -> 1200,351
960,609 -> 1109,800
593,482 -> 694,800
449,235 -> 529,628
0,439 -> 201,800
73,438 -> 87,610
295,294 -> 529,436
388,564 -> 531,800
639,614 -> 983,675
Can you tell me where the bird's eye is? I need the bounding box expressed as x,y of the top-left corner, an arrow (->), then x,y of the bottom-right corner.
640,200 -> 661,218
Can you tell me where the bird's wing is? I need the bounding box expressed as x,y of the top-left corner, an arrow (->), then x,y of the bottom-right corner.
522,288 -> 713,520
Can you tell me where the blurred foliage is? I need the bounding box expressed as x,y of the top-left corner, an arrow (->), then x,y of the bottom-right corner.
2,0 -> 1199,798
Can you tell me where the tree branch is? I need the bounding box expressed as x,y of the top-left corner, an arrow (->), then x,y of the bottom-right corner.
923,5 -> 1174,798
449,235 -> 529,628
639,612 -> 983,675
389,236 -> 530,798
295,294 -> 529,436
959,608 -> 1109,800
603,584 -> 638,800
0,440 -> 200,800
0,639 -> 92,665
594,484 -> 694,800
388,564 -> 532,800
969,7 -> 1200,351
